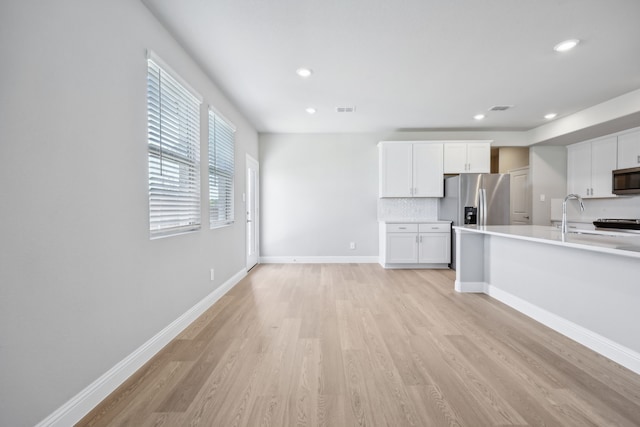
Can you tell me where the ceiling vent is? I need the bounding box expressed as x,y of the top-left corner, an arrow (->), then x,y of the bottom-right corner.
489,105 -> 514,111
335,106 -> 356,113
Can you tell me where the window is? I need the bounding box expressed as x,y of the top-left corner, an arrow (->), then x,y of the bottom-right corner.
208,110 -> 235,228
147,52 -> 202,238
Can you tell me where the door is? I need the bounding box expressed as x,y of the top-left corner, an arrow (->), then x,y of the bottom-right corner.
379,143 -> 413,197
467,142 -> 491,173
480,174 -> 511,225
567,142 -> 591,196
617,130 -> 640,169
459,173 -> 482,218
246,155 -> 259,270
386,233 -> 419,263
443,143 -> 468,173
418,233 -> 451,263
413,143 -> 443,197
509,167 -> 531,225
590,137 -> 617,197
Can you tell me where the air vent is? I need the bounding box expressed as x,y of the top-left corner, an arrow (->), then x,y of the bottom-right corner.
489,105 -> 514,111
335,106 -> 356,113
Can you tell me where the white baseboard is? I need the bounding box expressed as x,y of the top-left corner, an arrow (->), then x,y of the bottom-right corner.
487,285 -> 640,376
259,256 -> 379,264
35,268 -> 247,427
455,280 -> 487,293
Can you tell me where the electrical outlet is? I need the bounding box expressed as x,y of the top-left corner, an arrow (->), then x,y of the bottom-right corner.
210,268 -> 215,281
349,242 -> 356,250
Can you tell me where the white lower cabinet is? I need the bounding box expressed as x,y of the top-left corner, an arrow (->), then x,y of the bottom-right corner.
379,222 -> 451,268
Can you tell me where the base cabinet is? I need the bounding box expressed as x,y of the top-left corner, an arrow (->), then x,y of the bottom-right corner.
379,222 -> 451,268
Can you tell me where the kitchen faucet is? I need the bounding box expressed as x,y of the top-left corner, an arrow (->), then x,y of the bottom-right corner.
561,194 -> 585,233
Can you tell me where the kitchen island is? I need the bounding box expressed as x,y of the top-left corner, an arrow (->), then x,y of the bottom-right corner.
455,225 -> 640,375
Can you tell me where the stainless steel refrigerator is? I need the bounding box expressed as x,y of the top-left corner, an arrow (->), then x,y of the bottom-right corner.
438,173 -> 510,269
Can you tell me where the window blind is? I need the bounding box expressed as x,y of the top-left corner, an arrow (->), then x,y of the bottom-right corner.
147,57 -> 202,238
208,110 -> 235,228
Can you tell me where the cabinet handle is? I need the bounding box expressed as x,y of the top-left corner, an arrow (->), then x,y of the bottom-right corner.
398,227 -> 406,230
419,235 -> 423,243
637,155 -> 640,164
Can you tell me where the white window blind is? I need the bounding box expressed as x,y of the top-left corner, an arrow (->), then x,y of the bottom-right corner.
208,110 -> 235,228
147,55 -> 202,238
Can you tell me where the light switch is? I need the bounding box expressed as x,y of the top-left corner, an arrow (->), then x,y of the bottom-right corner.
539,194 -> 546,202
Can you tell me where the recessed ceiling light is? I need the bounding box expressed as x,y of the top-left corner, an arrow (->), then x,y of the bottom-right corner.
553,39 -> 580,52
544,113 -> 557,120
474,114 -> 485,120
305,107 -> 317,114
296,68 -> 313,78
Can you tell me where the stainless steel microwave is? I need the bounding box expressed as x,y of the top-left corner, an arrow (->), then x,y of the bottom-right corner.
612,167 -> 640,195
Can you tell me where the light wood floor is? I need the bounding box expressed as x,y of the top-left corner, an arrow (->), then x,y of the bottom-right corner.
78,264 -> 640,426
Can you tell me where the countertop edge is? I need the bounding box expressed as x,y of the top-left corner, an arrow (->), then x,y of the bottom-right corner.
379,219 -> 452,224
453,225 -> 640,259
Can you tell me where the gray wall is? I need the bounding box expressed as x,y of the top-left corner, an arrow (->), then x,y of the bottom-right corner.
529,146 -> 568,225
0,1 -> 257,425
259,133 -> 379,257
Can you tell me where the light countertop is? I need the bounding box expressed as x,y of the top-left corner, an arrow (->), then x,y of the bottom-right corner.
454,225 -> 640,259
379,219 -> 452,224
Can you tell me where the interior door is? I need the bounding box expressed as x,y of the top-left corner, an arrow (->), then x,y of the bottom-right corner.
509,166 -> 531,225
246,155 -> 259,270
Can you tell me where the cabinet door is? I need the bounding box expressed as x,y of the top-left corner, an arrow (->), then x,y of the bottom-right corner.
379,143 -> 413,197
418,233 -> 451,263
413,143 -> 443,197
466,142 -> 491,173
567,142 -> 591,196
591,137 -> 617,197
617,130 -> 640,169
443,143 -> 468,173
386,233 -> 419,263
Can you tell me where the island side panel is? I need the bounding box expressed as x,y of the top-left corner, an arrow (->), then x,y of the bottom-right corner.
486,233 -> 640,366
455,228 -> 487,292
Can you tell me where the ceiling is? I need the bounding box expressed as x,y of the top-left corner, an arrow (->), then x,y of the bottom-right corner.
142,0 -> 640,134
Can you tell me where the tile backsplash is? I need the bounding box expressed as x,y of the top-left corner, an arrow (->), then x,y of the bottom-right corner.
377,198 -> 438,221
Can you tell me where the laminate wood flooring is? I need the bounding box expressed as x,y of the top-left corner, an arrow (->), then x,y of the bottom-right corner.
78,264 -> 640,426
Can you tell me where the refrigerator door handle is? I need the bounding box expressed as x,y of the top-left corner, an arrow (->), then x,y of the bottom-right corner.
478,188 -> 487,226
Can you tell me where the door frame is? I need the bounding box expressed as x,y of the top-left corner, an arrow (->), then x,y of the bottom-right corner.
245,154 -> 260,270
508,166 -> 531,225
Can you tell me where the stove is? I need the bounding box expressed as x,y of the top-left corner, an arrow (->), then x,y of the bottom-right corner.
593,218 -> 640,231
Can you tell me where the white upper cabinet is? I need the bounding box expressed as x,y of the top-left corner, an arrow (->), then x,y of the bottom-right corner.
379,143 -> 413,197
567,136 -> 617,198
413,143 -> 444,197
379,142 -> 443,197
567,142 -> 591,196
443,141 -> 491,173
617,129 -> 640,170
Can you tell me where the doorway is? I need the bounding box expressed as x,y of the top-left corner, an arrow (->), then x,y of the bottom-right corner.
246,155 -> 259,270
509,166 -> 531,224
